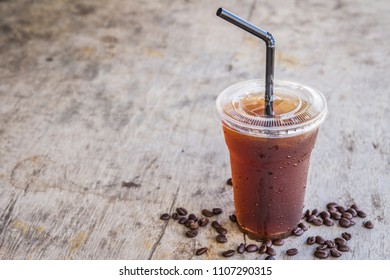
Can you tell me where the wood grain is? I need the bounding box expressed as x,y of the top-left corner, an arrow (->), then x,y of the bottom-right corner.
0,0 -> 389,259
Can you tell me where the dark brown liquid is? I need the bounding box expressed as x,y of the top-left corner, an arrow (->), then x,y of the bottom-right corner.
223,125 -> 318,240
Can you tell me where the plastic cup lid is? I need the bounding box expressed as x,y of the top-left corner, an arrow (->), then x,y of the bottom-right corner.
216,80 -> 327,138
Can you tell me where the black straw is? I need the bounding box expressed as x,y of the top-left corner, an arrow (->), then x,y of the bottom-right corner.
216,7 -> 275,116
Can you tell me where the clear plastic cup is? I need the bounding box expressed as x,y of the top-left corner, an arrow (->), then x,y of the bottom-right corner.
216,80 -> 327,240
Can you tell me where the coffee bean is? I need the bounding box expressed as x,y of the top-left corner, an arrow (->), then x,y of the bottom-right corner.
307,236 -> 316,245
266,246 -> 276,256
186,230 -> 198,238
324,218 -> 334,226
264,239 -> 273,247
337,206 -> 346,213
189,221 -> 199,231
342,232 -> 352,241
312,218 -> 323,226
212,208 -> 223,215
327,202 -> 338,209
298,222 -> 309,231
335,237 -> 347,246
222,250 -> 235,257
229,214 -> 237,223
196,247 -> 208,256
216,234 -> 227,243
176,207 -> 188,216
342,212 -> 353,220
325,240 -> 335,248
350,204 -> 359,210
178,217 -> 187,224
338,244 -> 350,252
304,209 -> 311,217
339,218 -> 351,228
172,213 -> 179,220
237,243 -> 245,254
273,239 -> 284,246
198,217 -> 209,227
216,227 -> 227,235
316,244 -> 327,250
286,248 -> 298,256
188,213 -> 198,221
226,178 -> 233,186
265,256 -> 275,260
320,211 -> 330,220
293,227 -> 304,236
357,210 -> 367,218
328,206 -> 338,214
306,215 -> 316,223
364,221 -> 374,229
346,208 -> 357,217
259,244 -> 267,254
331,212 -> 342,220
330,248 -> 342,258
160,213 -> 170,220
349,219 -> 356,226
314,250 -> 329,259
315,236 -> 325,245
202,209 -> 214,217
311,209 -> 320,216
211,221 -> 222,229
184,219 -> 193,227
246,244 -> 258,253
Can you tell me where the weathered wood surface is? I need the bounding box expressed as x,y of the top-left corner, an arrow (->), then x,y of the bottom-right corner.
0,0 -> 389,260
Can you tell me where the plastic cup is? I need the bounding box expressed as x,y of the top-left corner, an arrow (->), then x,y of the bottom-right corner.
216,80 -> 327,240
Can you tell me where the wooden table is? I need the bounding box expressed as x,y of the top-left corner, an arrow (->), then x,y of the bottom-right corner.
0,0 -> 389,260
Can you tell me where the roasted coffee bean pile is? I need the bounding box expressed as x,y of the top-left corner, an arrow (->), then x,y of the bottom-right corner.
159,197 -> 374,259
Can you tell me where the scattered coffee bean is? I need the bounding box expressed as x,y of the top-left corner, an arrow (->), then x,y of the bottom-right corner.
198,217 -> 209,227
202,209 -> 214,217
273,239 -> 284,246
172,213 -> 179,220
330,248 -> 342,258
160,213 -> 170,220
266,246 -> 276,256
315,236 -> 325,245
357,210 -> 367,218
211,221 -> 222,229
265,256 -> 275,260
331,212 -> 342,220
335,237 -> 347,246
184,219 -> 193,227
286,248 -> 298,256
246,244 -> 259,253
307,236 -> 316,245
350,204 -> 359,210
216,234 -> 227,243
178,217 -> 187,224
311,209 -> 320,216
258,244 -> 267,254
196,247 -> 208,256
229,214 -> 237,223
349,219 -> 356,226
188,213 -> 198,221
186,230 -> 198,238
222,250 -> 235,257
327,202 -> 338,209
328,206 -> 338,214
306,215 -> 316,223
293,227 -> 304,236
216,227 -> 227,235
314,250 -> 329,259
226,178 -> 233,186
304,209 -> 311,217
212,208 -> 223,215
237,243 -> 245,254
338,244 -> 350,252
324,218 -> 334,226
312,218 -> 323,226
337,206 -> 346,213
316,244 -> 327,250
325,240 -> 336,248
342,212 -> 353,220
176,207 -> 188,216
339,218 -> 351,228
342,232 -> 352,241
364,221 -> 374,229
298,222 -> 309,231
320,211 -> 330,220
264,239 -> 273,247
346,208 -> 357,217
189,221 -> 199,231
